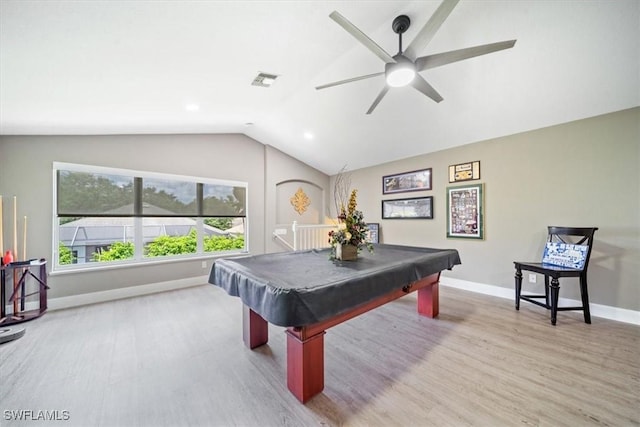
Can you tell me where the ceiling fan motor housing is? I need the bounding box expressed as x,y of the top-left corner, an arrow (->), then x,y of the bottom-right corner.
392,15 -> 411,34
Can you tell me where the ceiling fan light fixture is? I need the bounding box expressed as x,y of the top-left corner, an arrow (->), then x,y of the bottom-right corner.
385,56 -> 416,87
386,67 -> 415,87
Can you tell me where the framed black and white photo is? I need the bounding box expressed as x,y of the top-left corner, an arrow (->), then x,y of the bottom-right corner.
366,223 -> 379,243
382,168 -> 432,194
446,183 -> 484,239
382,196 -> 433,219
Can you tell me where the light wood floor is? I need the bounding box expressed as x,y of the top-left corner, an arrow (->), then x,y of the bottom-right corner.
1,284 -> 638,427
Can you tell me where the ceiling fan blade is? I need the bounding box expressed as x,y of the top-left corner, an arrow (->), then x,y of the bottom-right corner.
366,86 -> 390,115
415,40 -> 517,71
330,11 -> 395,64
411,75 -> 443,103
316,71 -> 385,90
404,0 -> 460,61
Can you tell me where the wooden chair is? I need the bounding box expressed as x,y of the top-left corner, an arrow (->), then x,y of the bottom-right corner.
514,226 -> 598,325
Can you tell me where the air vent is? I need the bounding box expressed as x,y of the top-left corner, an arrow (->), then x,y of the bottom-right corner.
252,72 -> 278,87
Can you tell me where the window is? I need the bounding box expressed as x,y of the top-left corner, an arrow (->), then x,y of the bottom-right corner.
53,162 -> 247,271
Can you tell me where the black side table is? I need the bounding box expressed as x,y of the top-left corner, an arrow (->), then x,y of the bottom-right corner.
0,258 -> 48,326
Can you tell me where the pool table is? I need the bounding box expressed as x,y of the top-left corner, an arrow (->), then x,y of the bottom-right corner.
209,244 -> 461,403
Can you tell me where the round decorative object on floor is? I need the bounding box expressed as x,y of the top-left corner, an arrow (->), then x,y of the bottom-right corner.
0,327 -> 26,344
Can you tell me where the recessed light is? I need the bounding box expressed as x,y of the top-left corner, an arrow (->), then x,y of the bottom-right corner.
303,132 -> 314,140
185,104 -> 200,111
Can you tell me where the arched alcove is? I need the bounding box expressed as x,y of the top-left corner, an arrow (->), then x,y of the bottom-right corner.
275,180 -> 325,225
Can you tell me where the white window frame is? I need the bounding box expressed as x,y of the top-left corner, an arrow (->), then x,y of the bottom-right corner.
52,162 -> 249,273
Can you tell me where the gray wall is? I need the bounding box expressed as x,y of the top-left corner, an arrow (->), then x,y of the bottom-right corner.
265,145 -> 331,253
0,134 -> 328,299
338,107 -> 639,311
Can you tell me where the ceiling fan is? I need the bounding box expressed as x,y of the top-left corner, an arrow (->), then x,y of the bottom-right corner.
315,0 -> 516,114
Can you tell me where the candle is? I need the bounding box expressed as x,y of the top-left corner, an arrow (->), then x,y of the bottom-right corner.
0,195 -> 4,255
13,196 -> 17,260
23,216 -> 27,261
12,196 -> 18,314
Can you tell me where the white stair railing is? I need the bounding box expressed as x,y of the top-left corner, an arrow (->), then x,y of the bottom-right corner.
272,221 -> 339,251
272,231 -> 294,250
292,221 -> 338,251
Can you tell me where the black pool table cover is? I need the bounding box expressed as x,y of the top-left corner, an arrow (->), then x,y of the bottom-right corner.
209,244 -> 461,327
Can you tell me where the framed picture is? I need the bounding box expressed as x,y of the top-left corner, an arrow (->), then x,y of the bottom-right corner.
446,183 -> 484,239
382,196 -> 433,219
448,161 -> 480,183
366,223 -> 379,243
382,168 -> 432,194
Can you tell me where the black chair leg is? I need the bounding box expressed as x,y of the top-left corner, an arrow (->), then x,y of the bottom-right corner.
549,277 -> 560,326
515,268 -> 522,310
580,276 -> 592,324
544,276 -> 550,307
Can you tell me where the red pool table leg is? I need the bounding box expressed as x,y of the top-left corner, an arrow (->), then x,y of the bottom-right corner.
243,305 -> 268,349
285,329 -> 325,403
417,281 -> 439,318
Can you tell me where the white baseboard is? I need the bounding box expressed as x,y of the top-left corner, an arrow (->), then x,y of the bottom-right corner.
440,277 -> 640,326
46,276 -> 208,311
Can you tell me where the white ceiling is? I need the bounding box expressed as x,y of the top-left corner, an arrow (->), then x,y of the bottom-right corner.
1,0 -> 638,175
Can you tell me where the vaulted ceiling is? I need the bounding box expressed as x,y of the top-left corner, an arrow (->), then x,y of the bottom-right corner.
1,1 -> 638,175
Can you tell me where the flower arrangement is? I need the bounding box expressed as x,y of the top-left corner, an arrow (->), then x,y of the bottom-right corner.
328,188 -> 374,260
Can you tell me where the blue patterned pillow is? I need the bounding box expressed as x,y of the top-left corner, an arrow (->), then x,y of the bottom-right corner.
542,242 -> 588,269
